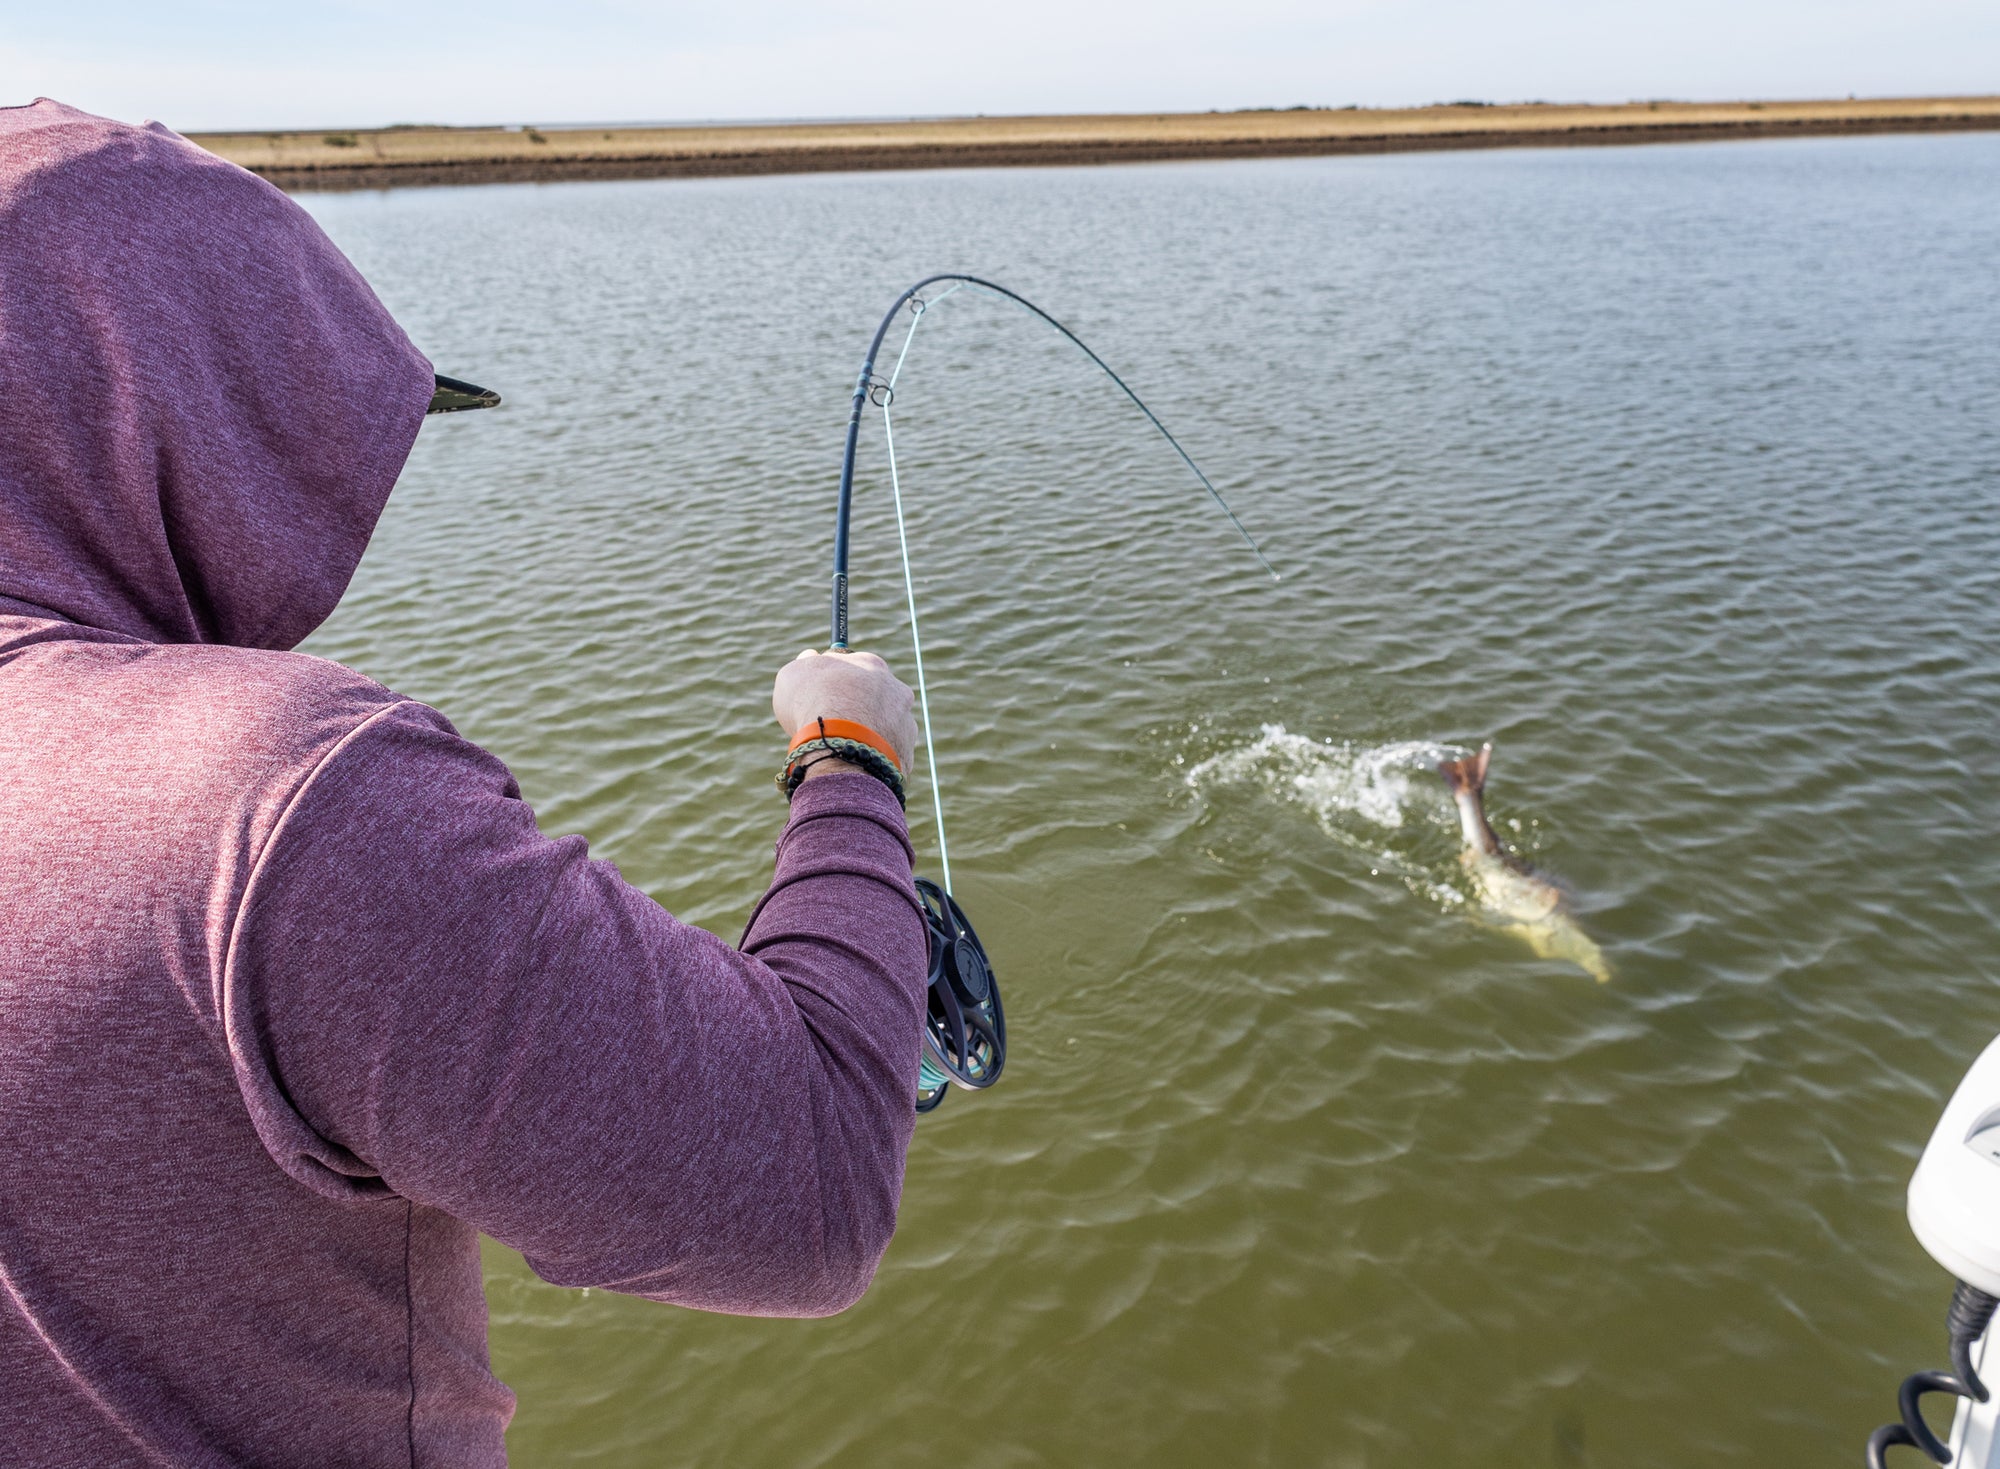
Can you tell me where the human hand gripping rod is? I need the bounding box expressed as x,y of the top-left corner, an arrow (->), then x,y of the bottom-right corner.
827,275 -> 1278,1113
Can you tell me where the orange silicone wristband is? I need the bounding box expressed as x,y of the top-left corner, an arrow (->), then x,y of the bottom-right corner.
787,717 -> 903,774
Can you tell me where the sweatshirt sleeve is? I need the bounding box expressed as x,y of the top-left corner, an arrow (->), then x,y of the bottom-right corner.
225,699 -> 929,1317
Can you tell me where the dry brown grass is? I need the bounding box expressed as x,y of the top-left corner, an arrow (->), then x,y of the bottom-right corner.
189,97 -> 2000,190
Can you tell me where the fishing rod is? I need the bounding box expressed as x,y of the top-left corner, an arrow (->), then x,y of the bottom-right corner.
828,273 -> 1278,1112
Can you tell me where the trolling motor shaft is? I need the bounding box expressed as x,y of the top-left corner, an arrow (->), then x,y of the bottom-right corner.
1865,1035 -> 2000,1465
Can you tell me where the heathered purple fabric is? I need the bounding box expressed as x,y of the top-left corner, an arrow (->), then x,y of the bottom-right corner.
0,100 -> 929,1466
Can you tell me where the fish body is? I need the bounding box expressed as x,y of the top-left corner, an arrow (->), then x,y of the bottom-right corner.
1438,744 -> 1609,983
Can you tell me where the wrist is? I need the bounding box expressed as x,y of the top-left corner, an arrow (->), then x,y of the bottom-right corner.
796,755 -> 863,784
776,735 -> 906,807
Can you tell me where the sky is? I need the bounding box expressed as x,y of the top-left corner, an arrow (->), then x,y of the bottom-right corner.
5,0 -> 1998,133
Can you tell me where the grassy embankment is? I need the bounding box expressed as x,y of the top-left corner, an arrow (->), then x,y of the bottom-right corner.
193,96 -> 2000,191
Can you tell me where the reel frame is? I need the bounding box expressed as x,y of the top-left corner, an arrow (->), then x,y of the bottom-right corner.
914,878 -> 1005,1113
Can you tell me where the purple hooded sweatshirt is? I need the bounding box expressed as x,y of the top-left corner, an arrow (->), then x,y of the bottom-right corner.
0,101 -> 929,1467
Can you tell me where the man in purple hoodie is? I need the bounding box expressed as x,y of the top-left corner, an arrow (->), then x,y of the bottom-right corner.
0,100 -> 931,1466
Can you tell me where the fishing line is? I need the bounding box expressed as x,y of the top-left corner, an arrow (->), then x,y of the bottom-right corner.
830,274 -> 1276,1111
878,337 -> 949,895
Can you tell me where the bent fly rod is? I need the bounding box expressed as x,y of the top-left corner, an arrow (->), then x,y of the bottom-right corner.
827,273 -> 1278,1112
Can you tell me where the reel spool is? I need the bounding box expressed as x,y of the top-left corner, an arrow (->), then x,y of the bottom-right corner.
914,878 -> 1005,1113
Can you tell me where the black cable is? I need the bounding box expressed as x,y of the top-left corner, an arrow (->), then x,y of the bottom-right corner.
1949,1281 -> 1998,1403
1866,1280 -> 2000,1466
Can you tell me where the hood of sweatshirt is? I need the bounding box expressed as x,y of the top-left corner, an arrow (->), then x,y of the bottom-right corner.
0,98 -> 434,650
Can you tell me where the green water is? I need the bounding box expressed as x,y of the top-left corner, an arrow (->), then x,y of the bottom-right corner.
302,133 -> 2000,1465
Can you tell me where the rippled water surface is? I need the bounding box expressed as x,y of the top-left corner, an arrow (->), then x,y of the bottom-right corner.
302,134 -> 2000,1466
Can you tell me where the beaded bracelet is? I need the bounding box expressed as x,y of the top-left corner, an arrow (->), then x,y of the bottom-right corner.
776,736 -> 907,807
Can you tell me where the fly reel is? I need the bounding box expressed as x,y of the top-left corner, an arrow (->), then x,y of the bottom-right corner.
914,878 -> 1005,1112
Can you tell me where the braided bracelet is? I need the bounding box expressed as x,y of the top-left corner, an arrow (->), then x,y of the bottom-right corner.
776,737 -> 906,807
775,747 -> 853,795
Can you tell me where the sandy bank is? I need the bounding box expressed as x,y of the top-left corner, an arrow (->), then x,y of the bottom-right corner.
193,97 -> 2000,192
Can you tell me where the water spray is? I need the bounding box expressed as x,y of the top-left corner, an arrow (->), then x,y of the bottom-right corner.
826,274 -> 1278,1111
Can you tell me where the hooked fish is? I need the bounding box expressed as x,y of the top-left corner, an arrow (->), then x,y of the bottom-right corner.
1437,743 -> 1610,983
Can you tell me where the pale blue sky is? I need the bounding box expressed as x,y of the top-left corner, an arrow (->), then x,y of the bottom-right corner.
6,0 -> 1997,133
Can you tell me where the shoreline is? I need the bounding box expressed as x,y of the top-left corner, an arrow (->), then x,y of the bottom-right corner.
192,97 -> 2000,193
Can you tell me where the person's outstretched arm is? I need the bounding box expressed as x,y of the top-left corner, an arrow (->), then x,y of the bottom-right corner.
226,650 -> 930,1317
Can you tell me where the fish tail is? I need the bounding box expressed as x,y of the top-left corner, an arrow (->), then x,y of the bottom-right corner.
1438,741 -> 1493,796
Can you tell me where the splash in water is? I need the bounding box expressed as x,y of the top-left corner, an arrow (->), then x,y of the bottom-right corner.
1187,725 -> 1605,979
1186,724 -> 1472,908
1185,724 -> 1466,832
